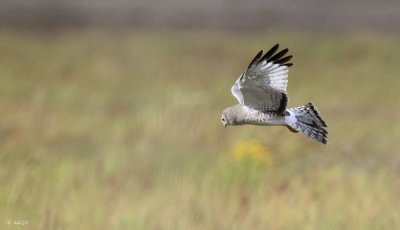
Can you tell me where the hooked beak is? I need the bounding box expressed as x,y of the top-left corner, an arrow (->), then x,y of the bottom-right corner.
224,124 -> 227,128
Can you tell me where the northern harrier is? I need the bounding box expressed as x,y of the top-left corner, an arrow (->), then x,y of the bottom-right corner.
221,44 -> 328,144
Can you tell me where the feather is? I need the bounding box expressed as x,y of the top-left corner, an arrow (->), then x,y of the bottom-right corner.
268,49 -> 289,62
247,50 -> 264,70
270,66 -> 288,73
260,62 -> 274,70
259,44 -> 279,63
275,55 -> 293,64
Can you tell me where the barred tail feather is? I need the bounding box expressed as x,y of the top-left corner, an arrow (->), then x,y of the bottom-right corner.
288,103 -> 328,144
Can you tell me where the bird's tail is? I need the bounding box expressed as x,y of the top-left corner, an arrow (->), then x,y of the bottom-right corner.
287,103 -> 328,144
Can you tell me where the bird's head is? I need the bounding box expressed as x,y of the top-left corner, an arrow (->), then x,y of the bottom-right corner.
221,112 -> 229,127
221,107 -> 240,127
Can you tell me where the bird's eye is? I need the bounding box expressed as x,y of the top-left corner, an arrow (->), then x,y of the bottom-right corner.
222,118 -> 225,121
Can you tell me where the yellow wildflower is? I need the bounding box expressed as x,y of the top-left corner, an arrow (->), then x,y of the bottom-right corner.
232,140 -> 272,165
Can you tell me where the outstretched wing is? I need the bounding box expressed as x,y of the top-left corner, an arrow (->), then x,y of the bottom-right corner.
231,44 -> 293,113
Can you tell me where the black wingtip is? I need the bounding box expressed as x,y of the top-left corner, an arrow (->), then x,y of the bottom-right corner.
256,49 -> 264,58
275,55 -> 293,65
268,48 -> 289,62
259,43 -> 280,63
247,49 -> 264,69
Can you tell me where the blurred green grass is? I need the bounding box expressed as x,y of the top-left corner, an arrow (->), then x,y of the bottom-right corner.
0,29 -> 400,229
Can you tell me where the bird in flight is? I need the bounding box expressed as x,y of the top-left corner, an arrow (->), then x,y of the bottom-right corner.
221,44 -> 328,144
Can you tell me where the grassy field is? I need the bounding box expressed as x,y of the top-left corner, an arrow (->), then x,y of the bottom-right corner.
1,29 -> 400,229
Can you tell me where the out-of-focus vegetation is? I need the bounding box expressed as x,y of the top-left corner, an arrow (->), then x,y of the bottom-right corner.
0,30 -> 399,229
